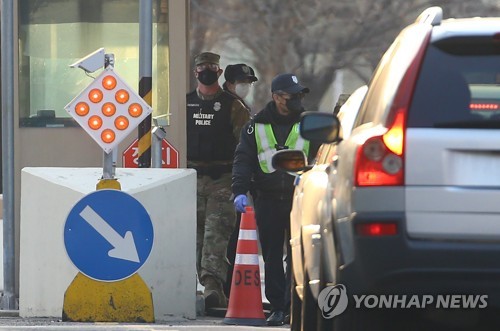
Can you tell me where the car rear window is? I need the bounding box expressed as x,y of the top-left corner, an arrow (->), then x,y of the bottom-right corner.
407,36 -> 500,128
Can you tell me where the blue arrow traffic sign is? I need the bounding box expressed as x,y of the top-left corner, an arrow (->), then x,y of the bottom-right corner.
64,189 -> 154,281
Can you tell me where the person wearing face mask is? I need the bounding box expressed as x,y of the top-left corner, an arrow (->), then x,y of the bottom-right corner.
231,73 -> 318,326
221,63 -> 259,298
186,52 -> 251,312
222,63 -> 258,115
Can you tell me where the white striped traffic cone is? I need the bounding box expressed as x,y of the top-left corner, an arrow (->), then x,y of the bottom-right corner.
223,206 -> 266,326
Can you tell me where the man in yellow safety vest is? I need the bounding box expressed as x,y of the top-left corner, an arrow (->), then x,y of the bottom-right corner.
232,73 -> 316,326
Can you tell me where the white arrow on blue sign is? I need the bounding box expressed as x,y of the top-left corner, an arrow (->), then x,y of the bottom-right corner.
64,189 -> 154,282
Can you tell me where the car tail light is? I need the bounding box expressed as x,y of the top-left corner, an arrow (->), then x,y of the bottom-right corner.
356,222 -> 398,236
355,30 -> 431,187
470,103 -> 499,110
355,136 -> 404,186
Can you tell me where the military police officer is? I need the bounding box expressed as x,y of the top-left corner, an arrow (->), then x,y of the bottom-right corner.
187,52 -> 250,310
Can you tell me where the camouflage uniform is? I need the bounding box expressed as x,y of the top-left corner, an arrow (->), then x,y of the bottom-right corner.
187,52 -> 251,309
196,173 -> 235,283
190,93 -> 250,289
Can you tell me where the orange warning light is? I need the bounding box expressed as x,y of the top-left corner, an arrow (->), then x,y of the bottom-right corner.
65,67 -> 154,154
102,102 -> 116,117
88,89 -> 103,103
114,116 -> 129,130
128,103 -> 143,117
101,129 -> 116,143
88,115 -> 103,130
102,75 -> 117,90
115,89 -> 129,104
75,102 -> 90,116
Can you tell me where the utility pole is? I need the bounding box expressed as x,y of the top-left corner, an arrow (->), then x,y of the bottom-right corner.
137,0 -> 153,168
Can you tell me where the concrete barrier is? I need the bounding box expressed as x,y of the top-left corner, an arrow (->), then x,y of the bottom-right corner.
19,167 -> 196,321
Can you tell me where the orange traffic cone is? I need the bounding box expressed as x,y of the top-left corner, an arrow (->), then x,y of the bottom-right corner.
223,206 -> 266,326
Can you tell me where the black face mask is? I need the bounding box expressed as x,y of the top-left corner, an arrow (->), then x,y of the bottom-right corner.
197,69 -> 218,85
286,96 -> 304,113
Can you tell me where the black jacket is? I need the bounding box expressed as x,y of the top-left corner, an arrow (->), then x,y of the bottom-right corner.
186,89 -> 239,162
232,101 -> 315,200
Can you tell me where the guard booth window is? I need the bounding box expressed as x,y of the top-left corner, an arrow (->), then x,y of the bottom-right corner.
18,0 -> 169,128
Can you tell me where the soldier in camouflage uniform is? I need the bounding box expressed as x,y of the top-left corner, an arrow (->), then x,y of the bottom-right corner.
186,52 -> 250,310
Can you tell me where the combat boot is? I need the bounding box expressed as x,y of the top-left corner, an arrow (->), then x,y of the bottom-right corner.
203,276 -> 228,309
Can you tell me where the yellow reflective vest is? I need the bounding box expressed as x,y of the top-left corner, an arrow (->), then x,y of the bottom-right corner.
254,123 -> 310,173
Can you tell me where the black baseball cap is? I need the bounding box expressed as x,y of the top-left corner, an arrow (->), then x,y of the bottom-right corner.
271,73 -> 309,94
224,64 -> 258,83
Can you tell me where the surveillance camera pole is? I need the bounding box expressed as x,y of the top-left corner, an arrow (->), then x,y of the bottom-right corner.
138,0 -> 153,168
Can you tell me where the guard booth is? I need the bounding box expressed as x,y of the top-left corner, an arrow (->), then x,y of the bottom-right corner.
4,0 -> 188,305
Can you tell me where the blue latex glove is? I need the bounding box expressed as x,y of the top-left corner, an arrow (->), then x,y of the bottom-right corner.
234,194 -> 248,213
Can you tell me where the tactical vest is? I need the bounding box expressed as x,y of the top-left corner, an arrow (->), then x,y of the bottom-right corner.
186,90 -> 237,162
254,122 -> 310,173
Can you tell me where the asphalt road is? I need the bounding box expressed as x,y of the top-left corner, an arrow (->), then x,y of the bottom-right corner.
0,315 -> 288,330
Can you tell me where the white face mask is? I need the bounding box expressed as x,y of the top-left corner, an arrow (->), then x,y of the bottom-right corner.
235,83 -> 251,99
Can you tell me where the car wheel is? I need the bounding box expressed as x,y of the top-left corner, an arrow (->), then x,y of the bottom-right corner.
301,268 -> 319,331
290,266 -> 301,331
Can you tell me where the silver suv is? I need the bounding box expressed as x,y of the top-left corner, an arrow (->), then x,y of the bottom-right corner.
274,6 -> 500,330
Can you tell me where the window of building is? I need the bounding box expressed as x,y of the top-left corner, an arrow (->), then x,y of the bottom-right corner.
18,0 -> 169,128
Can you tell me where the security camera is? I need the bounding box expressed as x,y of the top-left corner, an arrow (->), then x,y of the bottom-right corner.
153,114 -> 169,127
69,48 -> 105,73
152,126 -> 167,140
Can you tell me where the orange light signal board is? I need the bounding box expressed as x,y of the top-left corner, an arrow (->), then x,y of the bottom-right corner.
65,68 -> 152,153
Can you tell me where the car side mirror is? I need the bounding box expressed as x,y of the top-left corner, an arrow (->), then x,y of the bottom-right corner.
272,149 -> 308,173
300,111 -> 342,143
